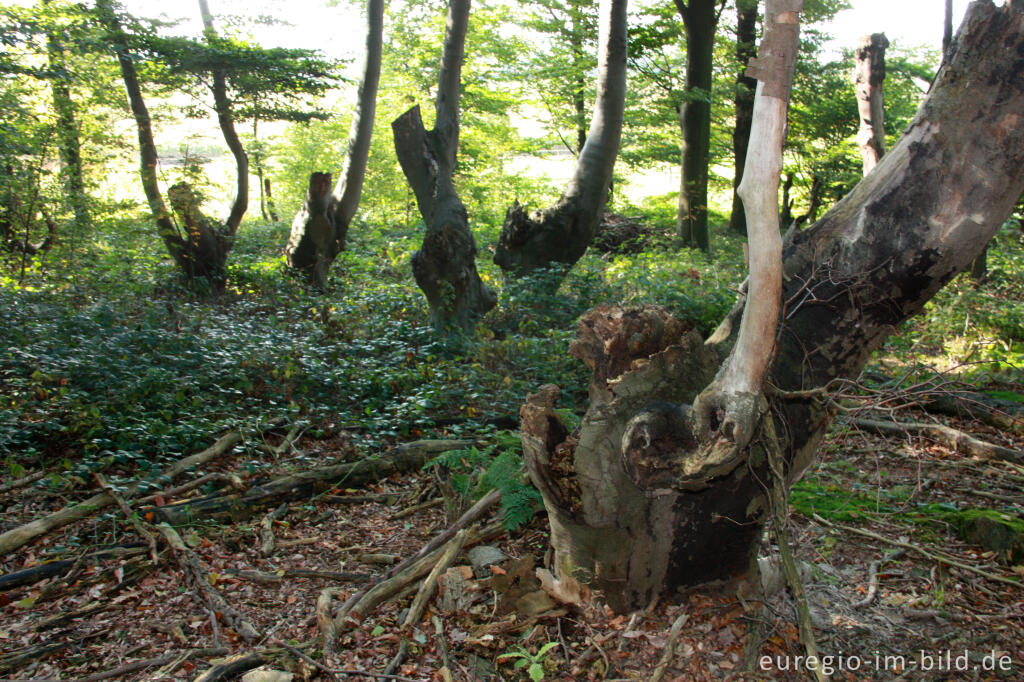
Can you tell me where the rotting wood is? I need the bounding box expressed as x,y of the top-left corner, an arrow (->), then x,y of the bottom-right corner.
0,469 -> 48,495
158,523 -> 261,642
150,439 -> 474,525
192,652 -> 268,682
0,424 -> 262,558
848,418 -> 1024,464
62,647 -> 229,682
225,568 -> 371,584
260,502 -> 290,556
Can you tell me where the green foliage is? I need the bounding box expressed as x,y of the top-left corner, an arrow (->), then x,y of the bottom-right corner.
427,431 -> 542,531
497,642 -> 560,682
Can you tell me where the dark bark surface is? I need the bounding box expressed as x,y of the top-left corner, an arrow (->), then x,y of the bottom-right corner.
674,0 -> 722,251
523,1 -> 1024,612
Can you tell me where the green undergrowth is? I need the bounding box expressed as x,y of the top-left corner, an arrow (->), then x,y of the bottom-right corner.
0,207 -> 741,489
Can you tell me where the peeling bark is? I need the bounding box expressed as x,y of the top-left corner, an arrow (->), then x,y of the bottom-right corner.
729,0 -> 759,236
493,0 -> 627,278
524,1 -> 1024,612
393,0 -> 495,330
286,0 -> 383,289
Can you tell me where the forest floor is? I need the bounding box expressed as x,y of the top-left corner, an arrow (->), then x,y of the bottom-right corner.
1,399 -> 1022,682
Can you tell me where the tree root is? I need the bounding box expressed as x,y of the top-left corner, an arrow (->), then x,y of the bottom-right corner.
648,611 -> 689,682
848,417 -> 1023,463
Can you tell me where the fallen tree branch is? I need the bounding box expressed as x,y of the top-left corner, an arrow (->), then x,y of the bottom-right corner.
63,647 -> 229,682
225,568 -> 371,584
853,548 -> 905,608
158,523 -> 261,641
0,424 -> 264,558
0,469 -> 48,495
812,514 -> 1023,590
192,652 -> 268,682
848,417 -> 1024,464
95,473 -> 159,565
151,439 -> 475,525
260,502 -> 289,556
648,611 -> 689,682
920,391 -> 1024,435
402,526 -> 471,627
0,544 -> 145,592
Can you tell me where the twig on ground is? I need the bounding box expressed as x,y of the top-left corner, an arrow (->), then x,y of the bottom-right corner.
157,523 -> 261,641
403,526 -> 471,627
226,568 -> 371,584
94,473 -> 159,565
260,502 -> 290,556
648,611 -> 689,682
61,647 -> 228,682
853,549 -> 906,608
848,417 -> 1024,464
811,514 -> 1023,590
392,496 -> 443,520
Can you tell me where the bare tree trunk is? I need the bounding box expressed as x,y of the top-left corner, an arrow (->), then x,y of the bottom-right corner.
198,0 -> 247,237
494,0 -> 628,279
393,0 -> 495,330
264,178 -> 279,222
854,32 -> 889,175
674,0 -> 722,252
287,0 -> 383,289
523,0 -> 1024,612
729,0 -> 759,236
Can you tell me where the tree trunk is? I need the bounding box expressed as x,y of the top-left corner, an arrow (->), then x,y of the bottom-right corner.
729,0 -> 759,236
45,6 -> 89,230
494,0 -> 628,278
264,178 -> 279,222
287,0 -> 383,289
523,0 -> 1024,612
393,0 -> 495,330
198,0 -> 247,238
101,0 -> 233,289
854,32 -> 889,175
675,0 -> 721,252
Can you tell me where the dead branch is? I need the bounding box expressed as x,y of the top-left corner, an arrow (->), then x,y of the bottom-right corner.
0,544 -> 145,592
94,473 -> 159,565
157,523 -> 261,641
848,417 -> 1024,464
63,647 -> 228,682
136,472 -> 244,506
852,549 -> 905,608
0,469 -> 48,495
192,652 -> 267,682
811,514 -> 1023,590
648,611 -> 689,682
402,526 -> 471,627
225,568 -> 371,584
260,502 -> 289,556
0,424 -> 263,558
152,439 -> 474,525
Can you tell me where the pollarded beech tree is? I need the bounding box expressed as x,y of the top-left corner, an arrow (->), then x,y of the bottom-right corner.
493,0 -> 627,279
392,0 -> 496,331
521,0 -> 1024,612
286,0 -> 384,290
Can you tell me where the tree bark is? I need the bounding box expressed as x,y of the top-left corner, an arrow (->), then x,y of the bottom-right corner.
729,0 -> 759,236
198,0 -> 247,237
854,32 -> 889,175
494,0 -> 628,278
44,3 -> 89,229
675,0 -> 722,252
100,0 -> 232,289
523,0 -> 1024,612
394,0 -> 496,330
286,0 -> 383,289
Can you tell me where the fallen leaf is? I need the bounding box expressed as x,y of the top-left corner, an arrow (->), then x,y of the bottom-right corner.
489,565 -> 507,576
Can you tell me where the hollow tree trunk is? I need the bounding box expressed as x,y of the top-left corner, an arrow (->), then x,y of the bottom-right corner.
493,0 -> 627,280
854,32 -> 889,175
286,0 -> 383,289
523,0 -> 1024,613
393,0 -> 495,330
729,0 -> 759,236
674,0 -> 722,252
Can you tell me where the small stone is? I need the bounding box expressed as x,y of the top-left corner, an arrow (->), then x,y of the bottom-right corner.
241,668 -> 294,682
467,545 -> 506,577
